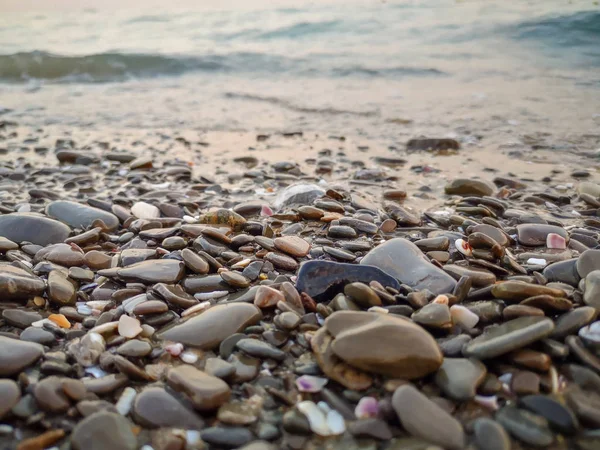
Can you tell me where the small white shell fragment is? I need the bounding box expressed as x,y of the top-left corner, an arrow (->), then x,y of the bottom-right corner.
455,238 -> 472,257
123,295 -> 148,314
297,401 -> 331,436
182,301 -> 211,317
526,258 -> 547,266
131,201 -> 160,219
140,446 -> 155,450
326,409 -> 346,435
296,375 -> 329,393
115,387 -> 137,415
231,258 -> 253,269
474,395 -> 499,411
546,233 -> 566,249
183,215 -> 197,224
86,300 -> 112,310
85,365 -> 109,378
194,291 -> 229,301
186,431 -> 201,446
355,396 -> 379,419
118,315 -> 142,339
450,305 -> 479,329
180,350 -> 199,364
433,295 -> 449,305
76,305 -> 93,316
164,342 -> 184,356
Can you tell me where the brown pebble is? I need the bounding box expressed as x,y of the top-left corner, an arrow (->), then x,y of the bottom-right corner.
510,370 -> 540,395
16,429 -> 66,450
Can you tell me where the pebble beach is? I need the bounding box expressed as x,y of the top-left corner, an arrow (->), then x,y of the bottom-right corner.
0,120 -> 599,450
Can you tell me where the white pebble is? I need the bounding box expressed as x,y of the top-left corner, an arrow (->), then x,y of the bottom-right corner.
450,305 -> 479,329
90,321 -> 119,335
183,215 -> 197,223
194,291 -> 229,300
526,258 -> 547,266
165,342 -> 184,357
180,350 -> 199,364
85,365 -> 109,378
367,306 -> 389,314
297,401 -> 331,436
31,318 -> 56,328
186,431 -> 201,446
118,315 -> 142,339
326,409 -> 346,435
115,387 -> 136,415
131,201 -> 160,219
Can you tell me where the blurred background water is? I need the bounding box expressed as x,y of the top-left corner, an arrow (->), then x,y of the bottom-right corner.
1,0 -> 599,137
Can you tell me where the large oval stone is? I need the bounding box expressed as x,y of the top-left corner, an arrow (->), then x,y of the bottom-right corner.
360,238 -> 456,295
46,200 -> 119,231
516,224 -> 568,247
158,303 -> 262,349
71,411 -> 136,450
296,260 -> 401,302
392,384 -> 465,450
132,387 -> 204,429
325,311 -> 443,379
0,264 -> 45,301
0,335 -> 44,376
463,316 -> 554,359
167,365 -> 231,411
0,213 -> 70,246
116,259 -> 185,284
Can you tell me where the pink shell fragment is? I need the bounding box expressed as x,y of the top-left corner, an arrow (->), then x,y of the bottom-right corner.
354,396 -> 379,419
455,238 -> 473,257
546,233 -> 566,249
165,342 -> 184,356
261,205 -> 274,216
118,315 -> 143,338
296,375 -> 328,393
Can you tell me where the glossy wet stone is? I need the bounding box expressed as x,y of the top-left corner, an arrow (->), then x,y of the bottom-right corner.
35,243 -> 85,267
473,418 -> 511,450
132,386 -> 204,429
2,309 -> 42,328
496,405 -> 554,447
47,270 -> 77,306
412,303 -> 452,330
445,178 -> 495,197
521,395 -> 579,434
0,213 -> 71,246
158,303 -> 262,349
71,411 -> 137,450
0,335 -> 44,376
434,358 -> 487,400
392,384 -> 465,450
296,260 -> 400,301
444,264 -> 496,287
517,224 -> 568,247
274,236 -> 310,257
552,307 -> 597,339
0,264 -> 46,301
343,282 -> 382,308
360,238 -> 456,295
463,316 -> 555,359
46,200 -> 119,231
491,281 -> 566,302
115,259 -> 185,284
167,365 -> 231,411
324,311 -> 443,379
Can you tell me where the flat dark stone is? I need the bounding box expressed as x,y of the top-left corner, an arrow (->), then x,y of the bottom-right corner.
295,260 -> 400,302
0,213 -> 70,246
520,395 -> 579,434
46,200 -> 119,231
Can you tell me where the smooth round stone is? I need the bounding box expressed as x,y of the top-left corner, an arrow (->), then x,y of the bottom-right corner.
120,248 -> 156,266
254,286 -> 285,308
47,270 -> 77,306
116,339 -> 152,357
205,358 -> 236,379
323,246 -> 356,261
20,327 -> 56,345
577,249 -> 600,278
180,248 -> 209,274
521,395 -> 579,434
445,178 -> 495,197
511,371 -> 540,395
167,365 -> 231,411
434,358 -> 487,400
0,379 -> 20,420
344,282 -> 382,308
412,303 -> 452,330
495,406 -> 554,447
221,271 -> 251,288
392,384 -> 465,450
444,265 -> 496,287
517,224 -> 568,247
0,335 -> 44,376
200,426 -> 254,449
132,387 -> 204,428
35,243 -> 85,267
0,213 -> 70,246
273,311 -> 301,330
132,300 -> 168,316
360,238 -> 456,295
0,264 -> 46,301
236,338 -> 285,361
543,258 -> 580,286
131,201 -> 160,219
274,236 -> 310,257
0,236 -> 18,252
152,283 -> 198,309
491,281 -> 566,302
84,250 -> 112,270
551,307 -> 597,339
2,309 -> 43,329
264,252 -> 298,271
158,303 -> 262,349
473,418 -> 511,450
34,376 -> 70,412
71,411 -> 136,450
439,334 -> 472,357
325,311 -> 443,379
46,200 -> 119,231
328,225 -> 357,239
470,224 -> 510,247
521,295 -> 572,312
463,316 -> 555,359
584,270 -> 600,310
116,259 -> 184,284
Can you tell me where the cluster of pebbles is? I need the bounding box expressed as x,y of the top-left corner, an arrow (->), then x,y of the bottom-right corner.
1,125 -> 600,450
